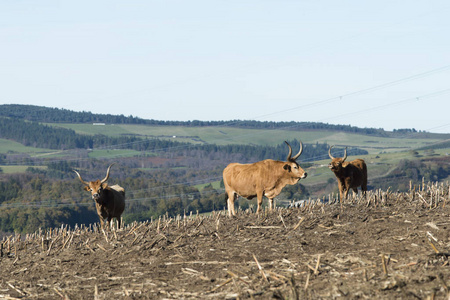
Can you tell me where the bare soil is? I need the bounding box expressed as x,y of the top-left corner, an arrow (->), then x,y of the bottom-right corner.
1,188 -> 450,299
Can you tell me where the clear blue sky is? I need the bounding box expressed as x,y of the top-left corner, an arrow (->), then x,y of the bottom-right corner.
1,0 -> 450,133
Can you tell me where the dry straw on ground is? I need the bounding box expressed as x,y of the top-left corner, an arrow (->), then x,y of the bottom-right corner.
1,181 -> 450,299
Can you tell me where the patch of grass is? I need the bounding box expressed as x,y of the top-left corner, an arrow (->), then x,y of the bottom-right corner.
46,123 -> 132,136
0,165 -> 47,174
47,123 -> 446,153
0,138 -> 51,154
195,180 -> 222,191
88,149 -> 141,159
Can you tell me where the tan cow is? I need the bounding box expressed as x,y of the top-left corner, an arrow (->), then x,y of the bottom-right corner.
74,163 -> 125,229
328,146 -> 367,201
223,141 -> 307,216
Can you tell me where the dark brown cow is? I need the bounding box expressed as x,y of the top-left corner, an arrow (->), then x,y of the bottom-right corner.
328,146 -> 367,201
223,141 -> 307,216
74,164 -> 125,229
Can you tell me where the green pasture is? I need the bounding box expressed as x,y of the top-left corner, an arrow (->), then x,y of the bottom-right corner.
2,122 -> 448,177
0,139 -> 85,160
0,165 -> 47,174
195,180 -> 222,191
0,138 -> 51,154
49,123 -> 446,153
88,149 -> 141,159
3,121 -> 449,158
115,125 -> 445,153
46,123 -> 132,137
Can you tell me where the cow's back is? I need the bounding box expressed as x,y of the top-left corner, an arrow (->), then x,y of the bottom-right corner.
351,159 -> 367,174
109,184 -> 126,217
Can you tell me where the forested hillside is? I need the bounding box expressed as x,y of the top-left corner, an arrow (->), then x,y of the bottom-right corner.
0,104 -> 422,136
0,104 -> 449,234
0,112 -> 368,160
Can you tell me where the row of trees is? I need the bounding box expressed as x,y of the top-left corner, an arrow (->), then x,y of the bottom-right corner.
1,104 -> 399,136
0,116 -> 191,150
0,104 -> 143,124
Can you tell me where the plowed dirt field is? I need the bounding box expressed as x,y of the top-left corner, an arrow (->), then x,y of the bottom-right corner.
1,187 -> 450,299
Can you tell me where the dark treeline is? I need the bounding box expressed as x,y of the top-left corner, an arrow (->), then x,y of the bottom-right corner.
0,116 -> 188,150
1,104 -> 397,136
0,117 -> 92,149
0,104 -> 143,125
194,140 -> 367,164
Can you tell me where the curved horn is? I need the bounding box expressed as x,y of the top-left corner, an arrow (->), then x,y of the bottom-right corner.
342,147 -> 347,162
285,141 -> 293,161
328,145 -> 335,159
291,141 -> 303,161
101,163 -> 115,184
74,170 -> 89,186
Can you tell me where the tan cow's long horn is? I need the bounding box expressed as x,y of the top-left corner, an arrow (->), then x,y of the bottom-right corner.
74,170 -> 89,186
328,145 -> 335,159
342,147 -> 348,162
292,141 -> 303,160
285,141 -> 293,161
101,163 -> 115,184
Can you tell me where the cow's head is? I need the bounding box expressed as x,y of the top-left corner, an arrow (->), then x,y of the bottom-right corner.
328,146 -> 347,172
74,164 -> 115,203
283,141 -> 307,179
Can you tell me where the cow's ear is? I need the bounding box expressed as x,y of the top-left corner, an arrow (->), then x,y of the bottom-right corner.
84,186 -> 90,192
283,164 -> 291,172
102,183 -> 109,189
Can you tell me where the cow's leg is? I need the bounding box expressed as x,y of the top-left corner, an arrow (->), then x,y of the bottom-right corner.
362,179 -> 368,198
227,192 -> 236,216
338,181 -> 345,201
343,188 -> 349,199
344,179 -> 353,199
117,217 -> 121,229
268,198 -> 277,211
268,198 -> 274,211
99,218 -> 105,230
256,191 -> 264,214
340,182 -> 349,200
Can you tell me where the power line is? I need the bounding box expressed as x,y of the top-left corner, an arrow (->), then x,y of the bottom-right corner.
318,88 -> 450,123
3,63 -> 448,169
250,64 -> 450,121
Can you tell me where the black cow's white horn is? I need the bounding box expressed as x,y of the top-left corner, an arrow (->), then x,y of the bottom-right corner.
101,163 -> 115,184
342,147 -> 348,162
328,145 -> 335,159
74,170 -> 89,186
